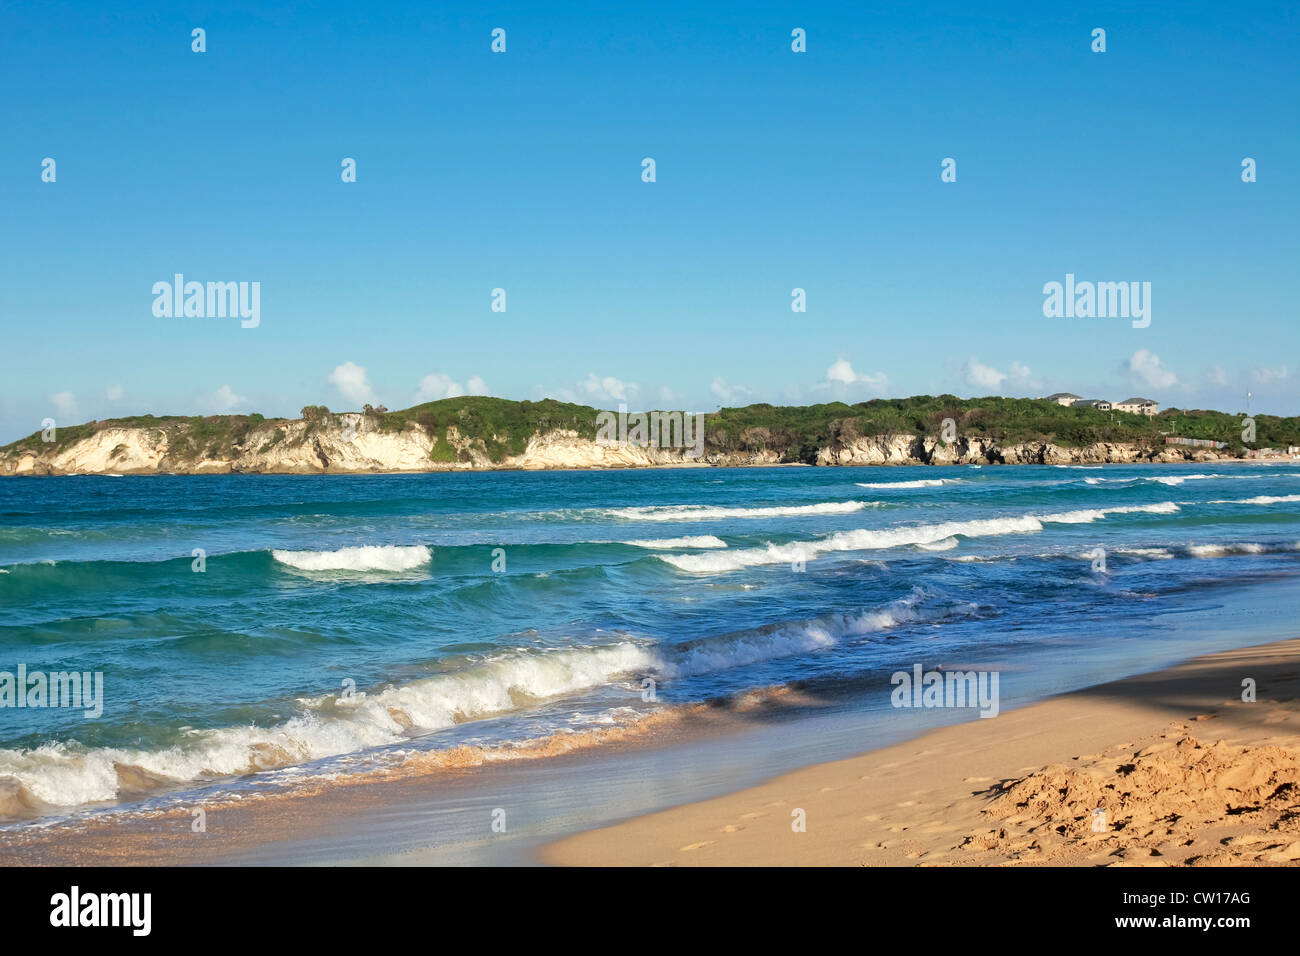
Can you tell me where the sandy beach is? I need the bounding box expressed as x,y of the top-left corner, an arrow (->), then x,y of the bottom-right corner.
545,638 -> 1300,866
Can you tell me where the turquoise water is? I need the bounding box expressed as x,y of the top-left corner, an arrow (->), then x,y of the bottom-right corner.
1,462 -> 1299,820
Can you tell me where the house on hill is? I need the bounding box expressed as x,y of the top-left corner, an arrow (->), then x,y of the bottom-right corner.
1071,399 -> 1112,410
1046,392 -> 1082,406
1115,397 -> 1159,416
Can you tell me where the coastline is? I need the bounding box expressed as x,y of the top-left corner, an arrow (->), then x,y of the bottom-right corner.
3,463 -> 1299,865
2,454 -> 1294,478
6,402 -> 1295,476
4,628 -> 1298,866
544,638 -> 1300,866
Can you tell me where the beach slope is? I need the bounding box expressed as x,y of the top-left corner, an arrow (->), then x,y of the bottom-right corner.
545,639 -> 1300,866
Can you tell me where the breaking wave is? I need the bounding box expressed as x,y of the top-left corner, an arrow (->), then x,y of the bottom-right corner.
271,545 -> 432,572
623,535 -> 727,549
0,590 -> 959,813
1208,494 -> 1300,505
854,478 -> 962,489
599,501 -> 876,521
659,503 -> 1180,573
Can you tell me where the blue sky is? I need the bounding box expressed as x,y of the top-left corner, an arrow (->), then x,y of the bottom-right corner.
1,0 -> 1297,442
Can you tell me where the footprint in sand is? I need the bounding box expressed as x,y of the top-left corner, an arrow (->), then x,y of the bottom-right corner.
1223,833 -> 1274,846
921,821 -> 956,833
679,841 -> 715,851
720,825 -> 743,833
1267,842 -> 1300,862
739,811 -> 764,820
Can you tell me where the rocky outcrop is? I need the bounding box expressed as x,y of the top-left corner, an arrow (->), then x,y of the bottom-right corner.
816,434 -> 1235,468
0,418 -> 1250,476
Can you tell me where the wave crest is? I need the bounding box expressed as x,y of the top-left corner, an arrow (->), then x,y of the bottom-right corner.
272,545 -> 432,572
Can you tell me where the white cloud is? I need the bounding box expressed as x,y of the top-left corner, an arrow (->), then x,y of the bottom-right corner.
1127,349 -> 1178,390
820,359 -> 888,394
328,361 -> 377,406
581,373 -> 634,404
1206,366 -> 1229,387
962,357 -> 1037,393
417,373 -> 465,401
710,377 -> 752,403
825,360 -> 857,385
201,384 -> 248,413
106,384 -> 125,401
1250,365 -> 1289,385
964,358 -> 1006,390
417,373 -> 488,401
49,391 -> 77,418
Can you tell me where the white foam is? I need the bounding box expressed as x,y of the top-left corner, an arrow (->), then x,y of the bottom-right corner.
660,590 -> 963,677
624,535 -> 727,549
272,545 -> 431,572
854,478 -> 962,489
1037,502 -> 1180,524
601,501 -> 876,522
0,591 -> 964,811
661,514 -> 1044,573
659,503 -> 1180,573
0,641 -> 658,808
1148,474 -> 1223,486
1188,542 -> 1267,557
1115,547 -> 1175,559
1208,494 -> 1300,505
917,537 -> 959,551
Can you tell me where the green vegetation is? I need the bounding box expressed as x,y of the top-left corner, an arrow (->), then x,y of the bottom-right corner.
706,396 -> 1300,463
376,396 -> 602,463
1,413 -> 283,459
3,395 -> 1296,466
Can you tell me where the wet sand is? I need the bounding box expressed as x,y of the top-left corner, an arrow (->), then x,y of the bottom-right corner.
4,639 -> 1298,867
545,638 -> 1300,866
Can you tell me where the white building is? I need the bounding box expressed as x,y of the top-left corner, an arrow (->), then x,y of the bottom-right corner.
1046,392 -> 1081,407
1115,397 -> 1159,416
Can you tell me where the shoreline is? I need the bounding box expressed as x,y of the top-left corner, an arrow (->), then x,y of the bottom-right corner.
2,455 -> 1296,478
544,638 -> 1300,866
4,628 -> 1298,866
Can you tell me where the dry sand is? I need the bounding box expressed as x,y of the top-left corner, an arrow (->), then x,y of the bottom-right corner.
545,638 -> 1300,866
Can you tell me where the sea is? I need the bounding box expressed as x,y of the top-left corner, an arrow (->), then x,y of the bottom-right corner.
1,461 -> 1299,828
